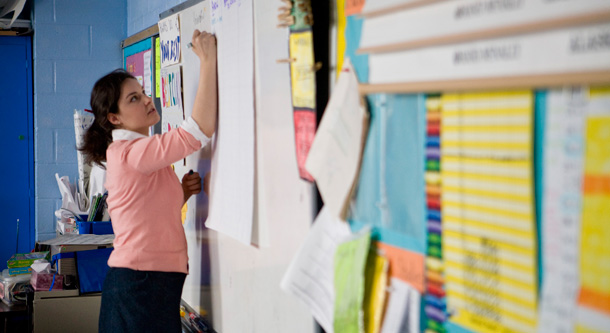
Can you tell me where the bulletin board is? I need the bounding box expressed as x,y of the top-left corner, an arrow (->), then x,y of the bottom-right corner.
331,1 -> 610,333
122,32 -> 163,135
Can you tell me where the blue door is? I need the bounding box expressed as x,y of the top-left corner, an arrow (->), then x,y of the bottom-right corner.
0,36 -> 34,271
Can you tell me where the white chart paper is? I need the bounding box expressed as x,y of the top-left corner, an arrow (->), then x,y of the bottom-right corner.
205,0 -> 255,245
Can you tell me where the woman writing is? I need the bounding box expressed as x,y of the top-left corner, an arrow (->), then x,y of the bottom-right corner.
79,30 -> 217,332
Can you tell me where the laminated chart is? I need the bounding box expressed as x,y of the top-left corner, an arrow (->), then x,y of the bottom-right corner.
577,88 -> 610,333
440,91 -> 538,333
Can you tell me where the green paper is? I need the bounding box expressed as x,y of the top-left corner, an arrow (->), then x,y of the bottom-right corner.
334,227 -> 371,333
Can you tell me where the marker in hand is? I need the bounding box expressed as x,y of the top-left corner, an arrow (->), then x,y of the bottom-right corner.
187,42 -> 193,49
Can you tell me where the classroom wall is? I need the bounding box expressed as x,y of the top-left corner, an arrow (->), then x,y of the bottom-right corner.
32,0 -> 127,241
127,0 -> 184,36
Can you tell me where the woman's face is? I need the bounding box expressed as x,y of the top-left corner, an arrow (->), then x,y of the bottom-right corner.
108,78 -> 159,136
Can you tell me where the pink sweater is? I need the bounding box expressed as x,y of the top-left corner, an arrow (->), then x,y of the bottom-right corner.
105,118 -> 209,274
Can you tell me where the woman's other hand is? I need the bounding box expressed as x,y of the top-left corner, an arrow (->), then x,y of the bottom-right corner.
182,171 -> 202,204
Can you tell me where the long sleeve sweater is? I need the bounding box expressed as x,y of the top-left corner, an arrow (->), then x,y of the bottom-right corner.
104,117 -> 210,274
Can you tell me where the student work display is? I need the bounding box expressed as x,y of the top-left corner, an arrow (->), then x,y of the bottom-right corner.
279,0 -> 610,333
286,87 -> 610,333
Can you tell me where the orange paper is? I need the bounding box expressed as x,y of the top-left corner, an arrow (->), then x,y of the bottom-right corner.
377,242 -> 425,293
344,0 -> 365,16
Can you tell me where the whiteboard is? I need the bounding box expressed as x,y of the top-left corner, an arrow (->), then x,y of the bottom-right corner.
169,1 -> 317,332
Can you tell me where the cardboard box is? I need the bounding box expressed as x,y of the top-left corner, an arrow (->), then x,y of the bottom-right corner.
8,266 -> 32,276
30,271 -> 63,291
56,220 -> 77,235
33,290 -> 101,333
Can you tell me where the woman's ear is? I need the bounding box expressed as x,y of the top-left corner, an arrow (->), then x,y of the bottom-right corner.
107,113 -> 121,126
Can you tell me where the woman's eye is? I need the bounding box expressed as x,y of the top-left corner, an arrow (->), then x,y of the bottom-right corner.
130,95 -> 138,102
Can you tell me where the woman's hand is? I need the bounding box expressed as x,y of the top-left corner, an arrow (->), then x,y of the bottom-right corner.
182,171 -> 202,204
191,29 -> 217,65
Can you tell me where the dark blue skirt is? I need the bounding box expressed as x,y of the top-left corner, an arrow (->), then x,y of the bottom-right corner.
98,267 -> 186,333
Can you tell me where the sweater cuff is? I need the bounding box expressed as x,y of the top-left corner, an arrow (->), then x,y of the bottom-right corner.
181,116 -> 211,148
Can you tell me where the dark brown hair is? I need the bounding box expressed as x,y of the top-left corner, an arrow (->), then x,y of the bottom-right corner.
79,69 -> 135,168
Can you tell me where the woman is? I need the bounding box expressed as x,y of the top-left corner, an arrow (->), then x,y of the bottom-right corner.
79,30 -> 217,332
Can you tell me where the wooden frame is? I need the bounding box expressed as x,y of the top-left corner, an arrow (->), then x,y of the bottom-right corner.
358,10 -> 610,54
121,24 -> 159,48
359,70 -> 610,94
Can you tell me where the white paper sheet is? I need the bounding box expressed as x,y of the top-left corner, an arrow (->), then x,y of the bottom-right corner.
381,277 -> 420,333
280,207 -> 353,333
537,88 -> 586,333
305,58 -> 368,219
143,50 -> 152,97
73,110 -> 94,197
158,13 -> 182,68
179,1 -> 212,120
205,0 -> 255,245
160,64 -> 184,133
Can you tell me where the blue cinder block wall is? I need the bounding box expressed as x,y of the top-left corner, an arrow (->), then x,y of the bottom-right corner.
32,0 -> 126,241
32,0 -> 186,242
127,0 -> 184,36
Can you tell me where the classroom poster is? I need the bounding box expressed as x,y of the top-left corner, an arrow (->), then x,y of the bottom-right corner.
160,65 -> 184,133
294,110 -> 316,181
143,50 -> 152,97
155,38 -> 161,98
289,30 -> 317,181
125,51 -> 145,89
538,88 -> 586,333
158,13 -> 181,68
289,30 -> 316,109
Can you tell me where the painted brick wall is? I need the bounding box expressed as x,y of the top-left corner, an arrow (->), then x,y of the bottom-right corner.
32,0 -> 126,241
127,0 -> 184,36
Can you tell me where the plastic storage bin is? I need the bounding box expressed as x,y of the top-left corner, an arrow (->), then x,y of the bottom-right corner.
0,269 -> 31,305
77,221 -> 113,235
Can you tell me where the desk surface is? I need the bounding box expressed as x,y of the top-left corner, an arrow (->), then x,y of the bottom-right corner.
0,301 -> 26,315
